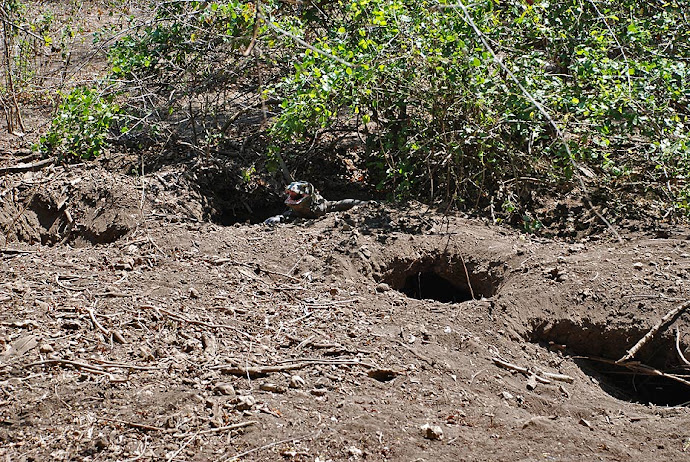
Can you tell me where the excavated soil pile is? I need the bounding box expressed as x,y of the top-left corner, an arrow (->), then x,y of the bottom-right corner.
1,163 -> 690,461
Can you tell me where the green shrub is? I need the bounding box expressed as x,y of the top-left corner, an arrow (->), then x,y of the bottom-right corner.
38,87 -> 121,161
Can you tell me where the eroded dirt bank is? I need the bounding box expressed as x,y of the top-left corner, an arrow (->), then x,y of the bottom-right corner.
1,165 -> 690,461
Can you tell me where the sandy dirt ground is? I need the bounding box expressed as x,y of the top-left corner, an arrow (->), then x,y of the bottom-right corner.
1,161 -> 690,461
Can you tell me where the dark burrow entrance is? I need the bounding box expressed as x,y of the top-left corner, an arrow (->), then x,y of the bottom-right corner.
380,252 -> 503,303
532,319 -> 690,406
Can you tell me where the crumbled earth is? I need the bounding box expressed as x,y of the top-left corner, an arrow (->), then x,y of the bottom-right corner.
1,163 -> 690,461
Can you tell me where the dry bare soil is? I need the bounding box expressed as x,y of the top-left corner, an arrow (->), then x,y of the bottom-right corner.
1,160 -> 690,461
2,2 -> 690,459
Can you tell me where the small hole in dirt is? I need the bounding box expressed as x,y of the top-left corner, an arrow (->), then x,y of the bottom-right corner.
401,271 -> 473,303
380,252 -> 503,303
532,319 -> 690,406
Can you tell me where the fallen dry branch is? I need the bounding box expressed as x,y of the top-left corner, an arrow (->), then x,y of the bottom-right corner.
0,157 -> 55,175
675,329 -> 690,367
223,431 -> 316,462
278,357 -> 377,368
25,358 -> 121,380
26,358 -> 149,374
211,257 -> 300,282
140,304 -> 253,339
87,306 -> 126,344
536,369 -> 576,384
492,357 -> 574,384
97,417 -> 168,432
587,356 -> 690,388
173,421 -> 257,438
617,300 -> 690,363
212,362 -> 309,378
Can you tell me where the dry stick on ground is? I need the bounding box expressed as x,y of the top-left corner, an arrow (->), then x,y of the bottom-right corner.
585,356 -> 690,388
212,362 -> 311,378
675,329 -> 690,367
492,357 -> 575,384
87,304 -> 127,344
212,258 -> 300,282
212,358 -> 376,378
459,254 -> 475,300
617,300 -> 690,363
140,304 -> 253,340
173,421 -> 257,438
0,157 -> 55,175
223,432 -> 317,462
97,417 -> 167,433
25,359 -> 116,380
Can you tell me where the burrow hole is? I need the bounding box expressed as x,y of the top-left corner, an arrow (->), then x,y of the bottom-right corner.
532,319 -> 690,406
379,252 -> 503,303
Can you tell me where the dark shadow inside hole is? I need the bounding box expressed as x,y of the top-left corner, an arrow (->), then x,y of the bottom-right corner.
576,358 -> 690,407
402,271 -> 473,303
531,320 -> 690,406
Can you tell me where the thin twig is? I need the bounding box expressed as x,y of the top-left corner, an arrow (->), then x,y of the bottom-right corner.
585,356 -> 690,388
167,431 -> 199,462
491,357 -> 553,384
0,157 -> 55,175
212,258 -> 300,282
459,254 -> 475,300
675,329 -> 690,367
223,432 -> 316,462
617,300 -> 690,363
212,362 -> 309,378
97,417 -> 167,432
173,421 -> 257,438
25,359 -> 117,380
87,304 -> 127,344
140,305 -> 253,339
55,274 -> 86,292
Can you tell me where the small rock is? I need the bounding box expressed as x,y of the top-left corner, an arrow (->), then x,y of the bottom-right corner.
189,287 -> 200,299
375,282 -> 391,293
633,262 -> 644,270
214,382 -> 236,396
260,383 -> 287,394
231,395 -> 255,411
310,388 -> 328,396
201,334 -> 216,354
522,416 -> 551,429
347,446 -> 363,458
289,375 -> 306,388
420,423 -> 443,440
499,391 -> 514,400
568,243 -> 585,253
579,418 -> 593,430
39,343 -> 54,354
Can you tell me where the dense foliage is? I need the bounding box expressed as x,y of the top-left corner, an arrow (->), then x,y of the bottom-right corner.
38,0 -> 690,224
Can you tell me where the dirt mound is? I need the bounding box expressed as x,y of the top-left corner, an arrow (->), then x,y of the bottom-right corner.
1,164 -> 690,461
